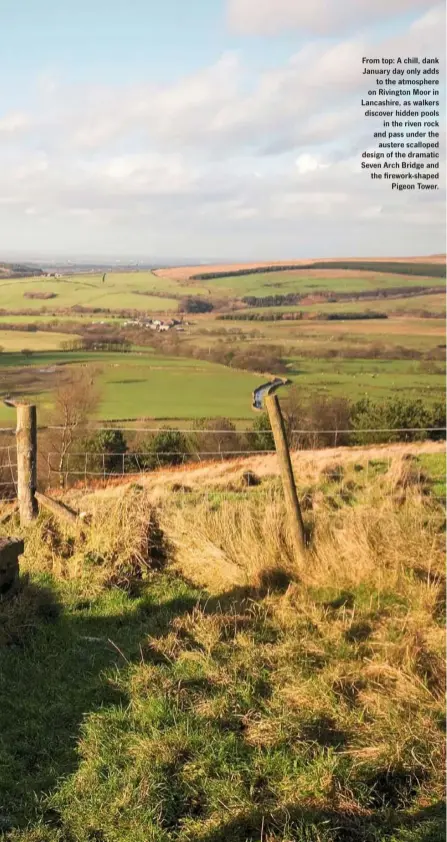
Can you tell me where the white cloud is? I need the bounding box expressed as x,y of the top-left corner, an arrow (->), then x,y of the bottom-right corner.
0,112 -> 30,134
295,154 -> 331,174
0,5 -> 444,258
227,0 -> 436,35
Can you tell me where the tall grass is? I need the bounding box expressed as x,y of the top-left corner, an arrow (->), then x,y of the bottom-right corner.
0,448 -> 444,841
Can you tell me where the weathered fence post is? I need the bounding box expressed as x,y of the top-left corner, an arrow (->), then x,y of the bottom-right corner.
265,393 -> 306,562
15,403 -> 38,525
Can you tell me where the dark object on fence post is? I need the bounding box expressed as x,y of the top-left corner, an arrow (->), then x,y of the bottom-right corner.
15,402 -> 38,526
0,537 -> 24,599
265,394 -> 306,562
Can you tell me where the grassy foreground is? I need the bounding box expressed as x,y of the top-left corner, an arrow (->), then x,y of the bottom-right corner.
0,447 -> 445,841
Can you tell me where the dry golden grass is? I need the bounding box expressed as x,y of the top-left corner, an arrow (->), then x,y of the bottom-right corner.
4,441 -> 443,598
20,488 -> 157,589
57,440 -> 445,508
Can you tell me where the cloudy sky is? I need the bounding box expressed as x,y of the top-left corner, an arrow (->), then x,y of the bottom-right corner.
0,0 -> 445,261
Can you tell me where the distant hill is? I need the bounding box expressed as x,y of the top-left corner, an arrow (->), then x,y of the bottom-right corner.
0,263 -> 44,278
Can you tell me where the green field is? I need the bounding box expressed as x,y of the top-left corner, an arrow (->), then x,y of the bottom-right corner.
189,316 -> 445,356
0,273 -> 185,313
202,270 -> 446,298
0,329 -> 79,351
5,268 -> 444,316
0,314 -> 122,325
286,357 -> 445,403
0,350 -> 260,421
0,346 -> 444,423
0,263 -> 445,421
236,292 -> 446,317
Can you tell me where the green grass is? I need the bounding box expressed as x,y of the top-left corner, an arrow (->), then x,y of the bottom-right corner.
4,269 -> 444,316
205,270 -> 446,298
417,452 -> 446,498
0,350 -> 260,421
236,293 -> 446,317
0,262 -> 445,422
0,346 -> 445,423
0,315 -> 122,325
285,357 -> 446,404
0,330 -> 79,352
0,450 -> 444,841
200,316 -> 444,352
0,568 -> 444,842
0,273 -> 182,313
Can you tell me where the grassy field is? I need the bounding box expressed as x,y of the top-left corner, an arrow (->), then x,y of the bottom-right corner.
5,267 -> 444,316
0,342 -> 444,422
199,270 -> 446,299
0,314 -> 122,325
190,316 -> 446,353
0,350 -> 260,421
0,330 -> 79,352
285,357 -> 445,403
235,293 -> 446,318
0,345 -> 445,423
0,273 -> 184,313
0,261 -> 445,422
0,444 -> 444,841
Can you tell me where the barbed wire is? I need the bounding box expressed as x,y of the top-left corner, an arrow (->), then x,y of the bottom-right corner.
41,426 -> 447,434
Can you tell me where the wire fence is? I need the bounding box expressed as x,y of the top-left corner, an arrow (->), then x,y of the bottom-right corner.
0,443 -> 18,498
0,425 -> 445,509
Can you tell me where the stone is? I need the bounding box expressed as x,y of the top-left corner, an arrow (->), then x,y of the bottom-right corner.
0,537 -> 24,599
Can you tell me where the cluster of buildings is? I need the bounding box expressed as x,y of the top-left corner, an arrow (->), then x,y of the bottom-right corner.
122,317 -> 186,332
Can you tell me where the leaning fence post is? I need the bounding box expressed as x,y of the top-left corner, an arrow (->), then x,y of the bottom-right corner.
15,403 -> 38,526
265,394 -> 306,563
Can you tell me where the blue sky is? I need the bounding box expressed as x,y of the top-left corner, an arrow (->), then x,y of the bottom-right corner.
0,0 -> 444,260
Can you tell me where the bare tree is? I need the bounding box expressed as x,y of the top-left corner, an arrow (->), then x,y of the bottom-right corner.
48,369 -> 101,487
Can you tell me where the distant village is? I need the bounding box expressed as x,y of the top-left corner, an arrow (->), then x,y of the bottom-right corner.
120,317 -> 188,332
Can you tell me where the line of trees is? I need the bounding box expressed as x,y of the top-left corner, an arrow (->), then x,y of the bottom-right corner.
218,311 -> 389,322
240,285 -> 443,308
61,336 -> 132,352
192,262 -> 446,280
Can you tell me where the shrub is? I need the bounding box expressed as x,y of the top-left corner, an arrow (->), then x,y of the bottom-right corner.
248,413 -> 274,451
351,398 -> 443,444
131,428 -> 190,471
180,297 -> 214,314
81,429 -> 128,475
191,417 -> 240,459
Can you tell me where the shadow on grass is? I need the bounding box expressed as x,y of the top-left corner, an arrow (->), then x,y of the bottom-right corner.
198,801 -> 446,842
0,574 -> 197,833
0,577 -> 444,841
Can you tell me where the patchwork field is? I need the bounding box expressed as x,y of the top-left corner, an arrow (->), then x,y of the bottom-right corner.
0,258 -> 444,422
5,263 -> 445,317
154,253 -> 447,281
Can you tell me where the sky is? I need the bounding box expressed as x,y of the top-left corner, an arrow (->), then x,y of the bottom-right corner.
0,0 -> 445,262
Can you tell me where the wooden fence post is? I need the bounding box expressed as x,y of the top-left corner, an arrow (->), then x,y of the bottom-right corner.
265,393 -> 306,562
15,403 -> 38,526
